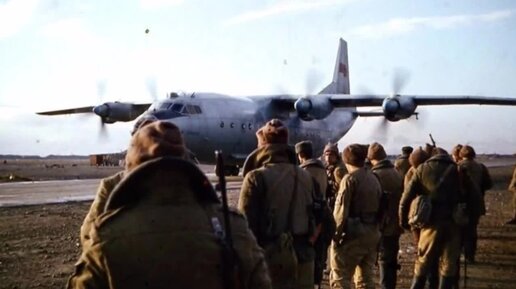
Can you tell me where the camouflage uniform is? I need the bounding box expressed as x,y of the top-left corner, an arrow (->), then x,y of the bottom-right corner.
399,154 -> 462,289
330,167 -> 382,289
458,158 -> 492,262
371,159 -> 403,289
239,144 -> 315,289
80,171 -> 124,248
68,157 -> 271,289
506,166 -> 516,224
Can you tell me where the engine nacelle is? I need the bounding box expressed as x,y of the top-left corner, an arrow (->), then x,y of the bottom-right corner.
382,96 -> 417,122
93,102 -> 140,123
294,96 -> 333,121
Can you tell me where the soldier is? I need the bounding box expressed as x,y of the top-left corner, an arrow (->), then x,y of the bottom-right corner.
451,144 -> 463,163
295,140 -> 335,287
368,143 -> 404,289
80,117 -> 157,248
323,142 -> 348,210
507,166 -> 516,225
68,121 -> 272,289
458,145 -> 493,263
296,141 -> 328,198
399,148 -> 462,289
404,148 -> 438,289
239,119 -> 316,289
404,148 -> 430,242
330,144 -> 382,289
394,146 -> 413,179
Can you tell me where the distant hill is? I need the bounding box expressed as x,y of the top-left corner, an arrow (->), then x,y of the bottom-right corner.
0,155 -> 89,160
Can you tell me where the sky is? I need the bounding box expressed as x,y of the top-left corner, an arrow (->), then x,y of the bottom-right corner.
0,0 -> 515,156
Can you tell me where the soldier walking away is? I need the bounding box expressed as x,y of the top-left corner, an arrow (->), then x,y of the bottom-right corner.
79,117 -> 158,249
330,144 -> 382,289
239,119 -> 316,289
295,140 -> 336,288
394,146 -> 413,179
399,148 -> 463,289
404,148 -> 438,289
68,121 -> 272,289
368,143 -> 404,289
458,145 -> 493,263
507,165 -> 516,225
323,142 -> 348,211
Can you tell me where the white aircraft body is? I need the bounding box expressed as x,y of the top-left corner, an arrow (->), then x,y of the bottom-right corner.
38,39 -> 516,174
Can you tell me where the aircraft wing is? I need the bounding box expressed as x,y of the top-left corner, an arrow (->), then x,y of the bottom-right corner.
37,106 -> 95,115
327,94 -> 516,107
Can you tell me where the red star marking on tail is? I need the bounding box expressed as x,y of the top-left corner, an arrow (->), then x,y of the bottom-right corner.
339,63 -> 348,77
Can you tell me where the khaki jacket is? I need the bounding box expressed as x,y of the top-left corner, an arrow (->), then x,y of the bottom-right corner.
371,159 -> 404,236
80,171 -> 125,248
510,166 -> 516,193
400,154 -> 461,225
458,159 -> 493,216
326,162 -> 347,206
394,155 -> 411,179
300,159 -> 328,199
238,144 -> 315,246
68,157 -> 271,289
334,167 -> 382,239
404,166 -> 416,189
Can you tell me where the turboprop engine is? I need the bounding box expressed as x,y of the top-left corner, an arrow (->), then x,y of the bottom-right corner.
93,102 -> 141,123
382,95 -> 417,121
294,96 -> 334,121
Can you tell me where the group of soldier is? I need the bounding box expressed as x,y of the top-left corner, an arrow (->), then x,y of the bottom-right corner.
65,117 -> 516,289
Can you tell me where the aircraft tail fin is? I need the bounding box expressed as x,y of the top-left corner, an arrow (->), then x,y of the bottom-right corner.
319,38 -> 350,94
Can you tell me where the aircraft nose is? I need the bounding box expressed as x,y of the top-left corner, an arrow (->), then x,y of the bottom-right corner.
93,104 -> 109,117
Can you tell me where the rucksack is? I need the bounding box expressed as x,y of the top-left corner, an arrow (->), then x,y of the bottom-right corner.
376,190 -> 392,230
372,172 -> 395,231
408,195 -> 432,229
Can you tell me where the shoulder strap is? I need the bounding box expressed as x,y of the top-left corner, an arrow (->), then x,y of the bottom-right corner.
287,165 -> 298,233
435,163 -> 456,192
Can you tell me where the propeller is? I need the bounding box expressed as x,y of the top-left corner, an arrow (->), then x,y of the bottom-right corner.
99,118 -> 108,139
95,80 -> 110,139
305,68 -> 323,95
145,76 -> 158,101
372,68 -> 411,140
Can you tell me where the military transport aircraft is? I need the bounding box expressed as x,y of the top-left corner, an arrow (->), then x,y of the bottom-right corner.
37,39 -> 516,175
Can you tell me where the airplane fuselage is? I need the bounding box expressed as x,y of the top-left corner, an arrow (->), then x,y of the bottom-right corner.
143,92 -> 357,166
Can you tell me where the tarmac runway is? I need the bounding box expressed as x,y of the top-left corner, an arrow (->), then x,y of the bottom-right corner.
1,157 -> 513,208
0,175 -> 243,207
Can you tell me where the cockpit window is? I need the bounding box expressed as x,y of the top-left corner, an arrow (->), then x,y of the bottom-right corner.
171,103 -> 184,113
159,103 -> 171,110
185,104 -> 202,114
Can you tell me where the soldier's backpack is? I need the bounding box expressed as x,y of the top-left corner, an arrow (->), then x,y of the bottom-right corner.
372,172 -> 395,231
408,194 -> 432,229
376,190 -> 392,231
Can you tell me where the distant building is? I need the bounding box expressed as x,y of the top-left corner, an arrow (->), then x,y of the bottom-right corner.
89,152 -> 125,166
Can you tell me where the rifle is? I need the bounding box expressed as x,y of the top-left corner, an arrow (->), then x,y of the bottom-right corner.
215,151 -> 238,289
429,133 -> 436,148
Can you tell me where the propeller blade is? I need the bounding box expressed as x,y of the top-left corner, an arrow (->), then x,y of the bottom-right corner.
392,68 -> 410,95
99,118 -> 108,139
145,76 -> 158,101
305,68 -> 323,95
97,79 -> 107,101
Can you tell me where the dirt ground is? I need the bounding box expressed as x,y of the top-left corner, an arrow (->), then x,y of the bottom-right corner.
0,160 -> 515,289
